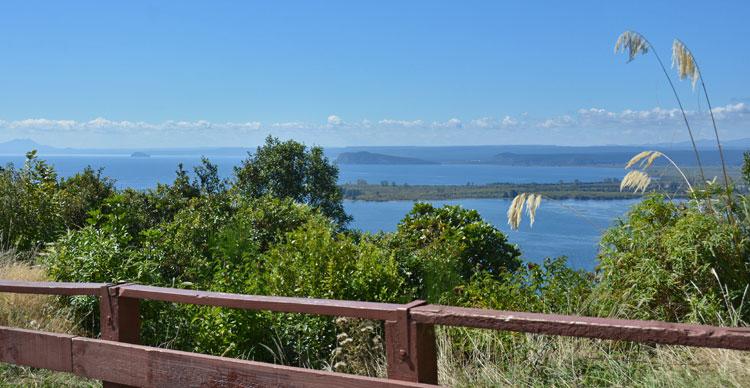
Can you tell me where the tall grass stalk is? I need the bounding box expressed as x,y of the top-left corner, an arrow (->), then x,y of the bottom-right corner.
614,31 -> 707,183
672,39 -> 733,215
621,150 -> 694,194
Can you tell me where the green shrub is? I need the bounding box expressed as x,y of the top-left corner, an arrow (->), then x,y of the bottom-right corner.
0,151 -> 113,251
390,203 -> 522,302
595,195 -> 750,324
451,257 -> 593,314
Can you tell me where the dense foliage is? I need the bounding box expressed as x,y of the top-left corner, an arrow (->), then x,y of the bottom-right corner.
234,135 -> 350,226
2,139 -> 750,377
0,151 -> 114,251
389,203 -> 521,301
0,139 -> 515,365
595,195 -> 750,324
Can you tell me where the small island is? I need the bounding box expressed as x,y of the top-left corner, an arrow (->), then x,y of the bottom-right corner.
130,151 -> 150,158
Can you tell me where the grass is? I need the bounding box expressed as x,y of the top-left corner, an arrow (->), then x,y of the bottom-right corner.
437,328 -> 750,387
325,317 -> 750,387
0,251 -> 98,387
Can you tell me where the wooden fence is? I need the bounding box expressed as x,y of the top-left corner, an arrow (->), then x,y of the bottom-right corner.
2,280 -> 750,387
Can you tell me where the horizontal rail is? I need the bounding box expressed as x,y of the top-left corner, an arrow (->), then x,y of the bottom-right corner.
0,327 -> 431,388
0,280 -> 105,296
5,280 -> 750,385
117,284 -> 403,321
410,305 -> 750,351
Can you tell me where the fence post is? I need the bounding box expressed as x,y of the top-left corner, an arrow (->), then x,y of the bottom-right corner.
99,284 -> 139,388
385,300 -> 438,384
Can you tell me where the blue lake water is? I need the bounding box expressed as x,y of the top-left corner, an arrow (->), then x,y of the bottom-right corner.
0,154 -> 636,270
0,154 -> 625,188
346,198 -> 636,270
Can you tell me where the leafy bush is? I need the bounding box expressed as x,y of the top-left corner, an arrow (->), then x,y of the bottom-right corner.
595,195 -> 750,324
0,151 -> 113,251
390,203 -> 522,301
450,257 -> 593,314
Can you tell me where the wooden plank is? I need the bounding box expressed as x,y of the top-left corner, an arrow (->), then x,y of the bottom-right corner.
411,305 -> 750,350
72,337 -> 147,387
0,326 -> 73,372
0,280 -> 104,296
118,284 -> 401,321
72,338 -> 436,387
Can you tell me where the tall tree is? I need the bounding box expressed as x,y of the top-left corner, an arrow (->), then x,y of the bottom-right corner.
234,136 -> 350,225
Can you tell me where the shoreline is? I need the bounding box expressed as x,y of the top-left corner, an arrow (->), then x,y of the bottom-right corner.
339,180 -> 691,202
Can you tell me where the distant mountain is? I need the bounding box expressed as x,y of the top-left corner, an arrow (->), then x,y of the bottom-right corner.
487,149 -> 748,167
1,137 -> 747,166
335,151 -> 438,165
0,139 -> 57,154
654,137 -> 750,150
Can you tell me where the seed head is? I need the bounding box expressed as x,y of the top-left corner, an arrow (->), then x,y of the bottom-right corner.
620,170 -> 652,193
672,39 -> 700,89
615,31 -> 650,62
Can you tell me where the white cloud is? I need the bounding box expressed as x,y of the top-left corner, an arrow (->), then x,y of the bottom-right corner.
1,103 -> 748,146
327,115 -> 343,127
540,115 -> 574,128
272,121 -> 307,129
432,118 -> 462,129
711,102 -> 748,120
501,115 -> 519,127
378,119 -> 425,128
470,117 -> 494,128
470,116 -> 520,129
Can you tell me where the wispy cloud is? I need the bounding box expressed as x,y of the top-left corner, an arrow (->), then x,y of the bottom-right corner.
1,103 -> 748,147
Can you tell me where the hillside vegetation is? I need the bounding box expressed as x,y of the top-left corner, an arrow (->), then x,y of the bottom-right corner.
1,136 -> 750,386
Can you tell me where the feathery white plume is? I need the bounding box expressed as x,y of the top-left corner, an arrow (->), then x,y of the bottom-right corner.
672,39 -> 700,89
614,31 -> 650,62
507,192 -> 542,230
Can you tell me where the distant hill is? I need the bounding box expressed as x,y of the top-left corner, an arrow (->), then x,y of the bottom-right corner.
0,137 -> 747,166
488,149 -> 748,167
335,151 -> 438,165
0,139 -> 56,154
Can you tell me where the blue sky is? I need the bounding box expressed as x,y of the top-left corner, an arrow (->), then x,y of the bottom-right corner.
0,1 -> 748,148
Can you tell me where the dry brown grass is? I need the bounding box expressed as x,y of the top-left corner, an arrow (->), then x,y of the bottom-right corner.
0,251 -> 79,334
0,251 -> 96,387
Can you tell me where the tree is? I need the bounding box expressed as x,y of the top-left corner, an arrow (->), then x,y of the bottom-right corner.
234,136 -> 350,225
390,203 -> 522,301
193,157 -> 226,195
59,166 -> 116,229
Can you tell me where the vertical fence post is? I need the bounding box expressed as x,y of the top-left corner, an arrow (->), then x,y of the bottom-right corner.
99,284 -> 139,388
385,300 -> 438,384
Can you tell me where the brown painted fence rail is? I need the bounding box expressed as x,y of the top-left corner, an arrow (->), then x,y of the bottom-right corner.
2,280 -> 750,387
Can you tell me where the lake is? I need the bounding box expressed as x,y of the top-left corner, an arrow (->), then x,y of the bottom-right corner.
0,154 -> 625,188
346,198 -> 636,270
1,154 -> 636,270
